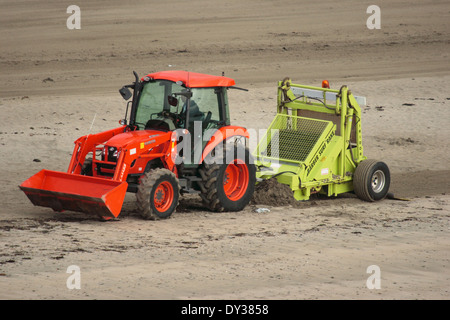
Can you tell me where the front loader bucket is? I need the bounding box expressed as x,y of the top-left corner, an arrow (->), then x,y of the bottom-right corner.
19,170 -> 128,219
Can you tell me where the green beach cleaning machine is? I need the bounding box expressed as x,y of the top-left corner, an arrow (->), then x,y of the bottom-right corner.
254,78 -> 390,202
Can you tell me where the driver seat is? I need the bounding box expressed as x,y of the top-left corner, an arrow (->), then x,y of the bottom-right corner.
188,103 -> 205,122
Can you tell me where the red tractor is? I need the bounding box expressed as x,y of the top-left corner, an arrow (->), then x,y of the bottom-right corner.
20,71 -> 256,220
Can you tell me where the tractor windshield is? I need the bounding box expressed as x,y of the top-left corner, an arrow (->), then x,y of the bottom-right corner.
134,80 -> 185,130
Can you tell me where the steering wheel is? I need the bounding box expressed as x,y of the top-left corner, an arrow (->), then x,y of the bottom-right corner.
150,111 -> 179,121
202,111 -> 212,130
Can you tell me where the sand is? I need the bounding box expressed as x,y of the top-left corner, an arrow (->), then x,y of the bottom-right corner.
0,0 -> 449,300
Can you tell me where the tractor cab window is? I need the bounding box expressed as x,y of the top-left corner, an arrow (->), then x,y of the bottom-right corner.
134,80 -> 185,130
134,81 -> 229,134
186,87 -> 229,164
187,87 -> 228,134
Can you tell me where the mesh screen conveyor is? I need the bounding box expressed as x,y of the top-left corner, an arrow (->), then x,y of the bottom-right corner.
257,114 -> 334,165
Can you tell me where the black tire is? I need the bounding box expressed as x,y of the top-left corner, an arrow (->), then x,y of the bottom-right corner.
198,144 -> 256,212
353,159 -> 390,202
136,168 -> 180,220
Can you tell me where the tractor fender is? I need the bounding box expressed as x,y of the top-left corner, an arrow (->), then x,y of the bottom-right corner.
199,125 -> 250,164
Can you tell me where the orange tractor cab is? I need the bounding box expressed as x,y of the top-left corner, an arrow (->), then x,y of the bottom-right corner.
20,71 -> 256,220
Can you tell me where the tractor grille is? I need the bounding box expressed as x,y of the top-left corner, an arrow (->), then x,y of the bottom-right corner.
258,114 -> 331,163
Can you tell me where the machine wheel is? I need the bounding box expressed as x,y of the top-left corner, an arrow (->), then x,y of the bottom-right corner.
199,144 -> 256,212
353,159 -> 390,202
136,168 -> 180,220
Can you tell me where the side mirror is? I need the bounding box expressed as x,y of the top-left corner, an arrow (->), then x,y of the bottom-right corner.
168,95 -> 178,107
119,86 -> 132,100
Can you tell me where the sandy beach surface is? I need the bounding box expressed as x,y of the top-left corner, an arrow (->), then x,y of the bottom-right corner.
0,0 -> 449,300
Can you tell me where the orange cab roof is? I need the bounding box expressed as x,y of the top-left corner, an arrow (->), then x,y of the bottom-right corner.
143,70 -> 235,88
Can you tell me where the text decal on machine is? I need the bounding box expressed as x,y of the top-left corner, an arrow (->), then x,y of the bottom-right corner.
306,130 -> 335,175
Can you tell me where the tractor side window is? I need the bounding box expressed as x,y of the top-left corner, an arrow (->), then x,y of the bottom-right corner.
189,87 -> 222,127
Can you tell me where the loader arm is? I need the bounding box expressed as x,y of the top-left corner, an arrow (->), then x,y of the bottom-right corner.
68,126 -> 127,175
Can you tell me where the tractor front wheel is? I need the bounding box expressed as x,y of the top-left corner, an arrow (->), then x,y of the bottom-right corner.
199,144 -> 256,212
353,159 -> 390,202
136,168 -> 180,220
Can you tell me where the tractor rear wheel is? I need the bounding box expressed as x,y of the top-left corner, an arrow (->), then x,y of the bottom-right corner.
353,159 -> 390,202
199,144 -> 256,212
136,168 -> 180,220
